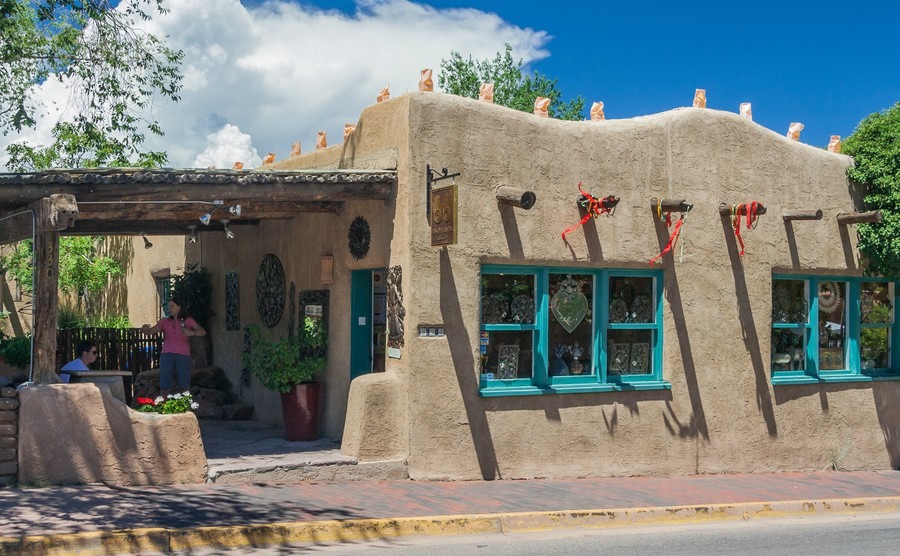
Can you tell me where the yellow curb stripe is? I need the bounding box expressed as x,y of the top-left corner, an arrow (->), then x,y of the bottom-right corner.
2,496 -> 899,554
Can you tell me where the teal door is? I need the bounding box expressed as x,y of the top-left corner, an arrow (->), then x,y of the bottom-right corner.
350,269 -> 387,379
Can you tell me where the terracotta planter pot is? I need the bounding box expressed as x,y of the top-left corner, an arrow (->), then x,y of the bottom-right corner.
280,382 -> 320,441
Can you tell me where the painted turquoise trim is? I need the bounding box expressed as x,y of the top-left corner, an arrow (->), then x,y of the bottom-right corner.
771,274 -> 900,382
772,374 -> 900,385
479,380 -> 672,397
350,269 -> 373,379
481,266 -> 663,396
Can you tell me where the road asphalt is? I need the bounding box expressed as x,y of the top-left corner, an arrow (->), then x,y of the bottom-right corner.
2,469 -> 900,554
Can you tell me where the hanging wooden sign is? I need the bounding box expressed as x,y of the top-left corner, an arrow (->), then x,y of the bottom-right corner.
431,184 -> 458,246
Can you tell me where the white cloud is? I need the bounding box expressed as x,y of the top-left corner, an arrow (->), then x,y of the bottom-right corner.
0,0 -> 548,169
192,124 -> 262,169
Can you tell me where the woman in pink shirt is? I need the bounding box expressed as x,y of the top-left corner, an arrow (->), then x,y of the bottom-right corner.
140,296 -> 207,395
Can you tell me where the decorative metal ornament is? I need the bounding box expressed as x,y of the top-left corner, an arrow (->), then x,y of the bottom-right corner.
550,275 -> 588,333
225,270 -> 240,331
256,254 -> 286,328
387,265 -> 405,349
818,281 -> 841,314
348,216 -> 371,260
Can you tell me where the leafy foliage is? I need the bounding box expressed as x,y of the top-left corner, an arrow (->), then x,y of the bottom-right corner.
244,317 -> 327,393
0,335 -> 31,368
1,0 -> 183,169
170,264 -> 213,329
438,44 -> 585,121
1,237 -> 123,299
843,102 -> 900,276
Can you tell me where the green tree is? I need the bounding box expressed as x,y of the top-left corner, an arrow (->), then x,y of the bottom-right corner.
438,44 -> 585,121
1,0 -> 183,169
1,236 -> 123,318
843,102 -> 900,276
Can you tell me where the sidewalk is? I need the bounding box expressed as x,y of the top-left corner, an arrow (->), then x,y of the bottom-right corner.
2,470 -> 900,554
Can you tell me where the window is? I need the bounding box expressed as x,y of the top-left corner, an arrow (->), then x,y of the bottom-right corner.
479,266 -> 668,396
155,276 -> 171,320
771,275 -> 899,384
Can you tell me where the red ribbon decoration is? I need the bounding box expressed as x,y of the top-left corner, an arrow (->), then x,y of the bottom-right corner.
732,201 -> 760,256
561,182 -> 619,241
649,214 -> 685,264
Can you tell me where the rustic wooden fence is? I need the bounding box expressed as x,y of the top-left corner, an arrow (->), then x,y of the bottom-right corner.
57,328 -> 163,379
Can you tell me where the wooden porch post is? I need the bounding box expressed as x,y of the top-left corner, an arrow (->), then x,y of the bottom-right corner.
30,195 -> 78,384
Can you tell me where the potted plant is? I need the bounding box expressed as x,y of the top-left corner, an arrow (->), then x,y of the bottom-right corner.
244,316 -> 326,441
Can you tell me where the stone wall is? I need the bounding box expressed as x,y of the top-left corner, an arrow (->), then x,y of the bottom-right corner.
0,386 -> 17,486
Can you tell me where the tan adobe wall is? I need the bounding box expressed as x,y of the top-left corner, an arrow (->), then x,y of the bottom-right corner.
205,96 -> 412,444
18,384 -> 206,486
395,92 -> 899,480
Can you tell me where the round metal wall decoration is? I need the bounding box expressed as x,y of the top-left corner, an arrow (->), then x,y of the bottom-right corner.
256,254 -> 286,327
818,281 -> 841,314
348,216 -> 371,260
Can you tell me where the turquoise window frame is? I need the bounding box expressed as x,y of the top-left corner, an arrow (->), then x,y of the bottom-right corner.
771,274 -> 900,385
479,265 -> 669,396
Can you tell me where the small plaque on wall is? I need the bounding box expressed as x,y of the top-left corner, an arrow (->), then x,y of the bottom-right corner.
388,347 -> 402,359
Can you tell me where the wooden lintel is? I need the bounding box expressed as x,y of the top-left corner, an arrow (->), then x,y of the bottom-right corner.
61,219 -> 263,235
0,194 -> 79,244
718,202 -> 768,217
74,200 -> 341,222
836,210 -> 882,225
495,186 -> 536,210
782,209 -> 823,221
0,181 -> 391,208
650,197 -> 693,213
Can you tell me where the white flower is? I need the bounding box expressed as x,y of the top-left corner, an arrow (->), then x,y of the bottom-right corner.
154,396 -> 164,404
173,393 -> 182,400
190,402 -> 199,410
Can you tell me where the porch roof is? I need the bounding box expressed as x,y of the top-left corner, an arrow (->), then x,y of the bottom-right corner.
0,167 -> 396,235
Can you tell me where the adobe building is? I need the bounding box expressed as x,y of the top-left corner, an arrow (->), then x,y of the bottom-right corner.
3,91 -> 897,484
230,91 -> 898,480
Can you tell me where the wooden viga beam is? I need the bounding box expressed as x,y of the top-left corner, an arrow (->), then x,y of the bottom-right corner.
495,186 -> 536,209
718,202 -> 767,216
836,210 -> 882,225
782,209 -> 823,221
649,197 -> 693,213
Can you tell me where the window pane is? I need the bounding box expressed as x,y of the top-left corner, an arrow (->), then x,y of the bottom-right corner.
608,329 -> 653,376
481,331 -> 533,379
609,276 -> 654,323
481,274 -> 535,324
772,279 -> 808,324
861,327 -> 890,370
772,328 -> 806,371
549,273 -> 593,376
862,282 -> 893,324
817,281 -> 847,370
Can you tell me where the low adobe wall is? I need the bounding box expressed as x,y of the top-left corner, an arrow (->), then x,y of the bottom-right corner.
18,384 -> 207,486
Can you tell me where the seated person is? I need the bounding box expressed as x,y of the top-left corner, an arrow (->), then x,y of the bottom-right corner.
60,340 -> 99,383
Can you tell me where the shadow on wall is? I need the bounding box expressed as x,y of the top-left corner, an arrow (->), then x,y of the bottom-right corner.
721,215 -> 778,437
440,247 -> 499,480
655,213 -> 710,442
96,235 -> 134,319
873,383 -> 900,469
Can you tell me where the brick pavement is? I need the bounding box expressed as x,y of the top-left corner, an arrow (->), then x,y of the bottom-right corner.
2,470 -> 900,553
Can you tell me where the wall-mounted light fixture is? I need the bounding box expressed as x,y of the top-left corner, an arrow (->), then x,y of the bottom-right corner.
140,232 -> 153,249
320,255 -> 334,284
222,219 -> 235,239
229,205 -> 242,217
187,224 -> 198,244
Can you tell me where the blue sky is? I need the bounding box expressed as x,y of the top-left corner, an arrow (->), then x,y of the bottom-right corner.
267,0 -> 899,148
8,1 -> 897,168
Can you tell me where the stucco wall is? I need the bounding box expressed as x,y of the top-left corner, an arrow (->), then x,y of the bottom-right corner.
395,92 -> 899,480
203,91 -> 899,480
204,96 -> 411,441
